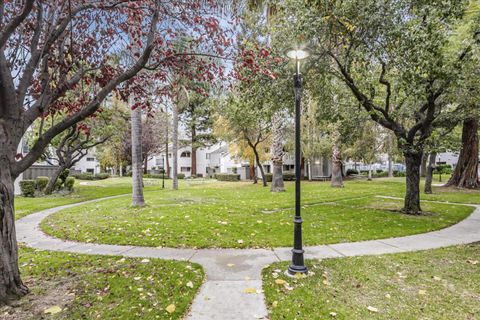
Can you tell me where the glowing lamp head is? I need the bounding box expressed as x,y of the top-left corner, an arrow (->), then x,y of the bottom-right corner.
286,49 -> 310,60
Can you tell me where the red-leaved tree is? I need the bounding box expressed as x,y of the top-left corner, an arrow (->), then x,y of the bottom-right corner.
0,0 -> 233,303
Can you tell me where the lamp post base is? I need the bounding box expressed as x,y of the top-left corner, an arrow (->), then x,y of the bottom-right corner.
287,264 -> 308,276
287,248 -> 308,276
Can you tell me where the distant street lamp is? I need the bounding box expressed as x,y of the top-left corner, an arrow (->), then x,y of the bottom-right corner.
286,48 -> 310,276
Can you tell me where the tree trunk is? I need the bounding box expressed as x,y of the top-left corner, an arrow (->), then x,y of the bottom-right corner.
403,150 -> 422,214
387,133 -> 394,178
420,153 -> 428,178
172,102 -> 179,190
445,116 -> 479,188
252,146 -> 267,187
249,156 -> 255,182
45,165 -> 65,195
270,111 -> 285,192
367,168 -> 372,181
191,126 -> 197,177
131,105 -> 145,207
143,156 -> 148,174
191,146 -> 197,178
0,156 -> 28,303
331,143 -> 343,187
165,120 -> 170,178
424,152 -> 437,194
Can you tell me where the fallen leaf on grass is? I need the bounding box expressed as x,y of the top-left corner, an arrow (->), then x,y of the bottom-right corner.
418,289 -> 426,295
141,259 -> 150,263
367,306 -> 378,313
329,312 -> 337,317
165,304 -> 176,313
44,306 -> 62,314
385,293 -> 391,299
274,279 -> 287,285
467,260 -> 478,265
272,301 -> 278,307
186,281 -> 194,288
433,276 -> 442,281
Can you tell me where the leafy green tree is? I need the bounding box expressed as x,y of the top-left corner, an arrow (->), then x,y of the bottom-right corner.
180,88 -> 217,176
275,0 -> 479,214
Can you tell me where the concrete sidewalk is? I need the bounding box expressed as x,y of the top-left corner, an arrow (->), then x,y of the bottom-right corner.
16,198 -> 480,320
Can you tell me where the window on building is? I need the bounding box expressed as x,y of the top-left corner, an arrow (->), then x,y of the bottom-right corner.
155,158 -> 163,166
180,167 -> 191,172
180,151 -> 191,158
86,157 -> 95,162
168,153 -> 172,158
206,153 -> 211,159
86,168 -> 94,173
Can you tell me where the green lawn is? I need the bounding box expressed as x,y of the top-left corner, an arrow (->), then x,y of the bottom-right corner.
15,177 -> 165,220
40,178 -> 478,248
262,243 -> 480,320
0,246 -> 203,320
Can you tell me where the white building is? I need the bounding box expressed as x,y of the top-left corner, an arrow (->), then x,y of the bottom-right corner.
71,150 -> 101,174
147,142 -> 331,180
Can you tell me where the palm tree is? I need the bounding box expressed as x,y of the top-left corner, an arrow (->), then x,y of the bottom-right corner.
130,96 -> 145,206
172,85 -> 189,190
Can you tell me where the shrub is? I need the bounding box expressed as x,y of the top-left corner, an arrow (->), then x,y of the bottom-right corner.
177,173 -> 185,179
436,164 -> 452,175
35,176 -> 49,191
374,171 -> 388,178
346,169 -> 359,176
376,169 -> 384,173
196,173 -> 203,178
393,171 -> 406,177
95,173 -> 110,180
72,173 -> 94,180
65,177 -> 75,191
126,171 -> 132,177
59,168 -> 70,185
283,172 -> 295,181
144,173 -> 170,179
19,180 -> 36,197
264,173 -> 273,182
215,173 -> 240,181
54,179 -> 63,190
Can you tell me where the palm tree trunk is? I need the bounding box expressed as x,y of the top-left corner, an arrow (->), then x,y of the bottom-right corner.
270,111 -> 285,192
131,105 -> 145,206
387,133 -> 394,178
172,102 -> 179,190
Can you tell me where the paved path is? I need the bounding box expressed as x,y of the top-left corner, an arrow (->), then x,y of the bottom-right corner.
16,196 -> 480,320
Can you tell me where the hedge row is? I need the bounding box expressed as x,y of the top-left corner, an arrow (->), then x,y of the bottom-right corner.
71,173 -> 110,180
19,176 -> 75,197
215,173 -> 240,181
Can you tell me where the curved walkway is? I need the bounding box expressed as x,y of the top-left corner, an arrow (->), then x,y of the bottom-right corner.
16,196 -> 480,320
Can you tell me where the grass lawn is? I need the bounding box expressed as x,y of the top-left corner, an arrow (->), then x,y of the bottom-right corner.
0,246 -> 203,320
262,243 -> 480,320
40,178 -> 479,248
15,177 -> 165,220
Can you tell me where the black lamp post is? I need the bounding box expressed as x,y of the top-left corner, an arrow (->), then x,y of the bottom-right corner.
286,48 -> 309,276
